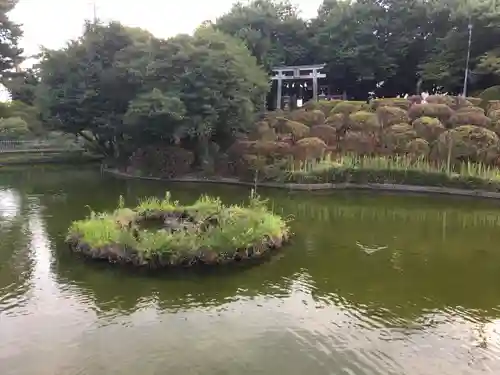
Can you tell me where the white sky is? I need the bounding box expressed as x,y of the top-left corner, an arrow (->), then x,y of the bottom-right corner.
10,0 -> 323,57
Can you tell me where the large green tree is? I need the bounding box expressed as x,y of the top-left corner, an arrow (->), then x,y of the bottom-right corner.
215,0 -> 313,70
37,22 -> 269,161
419,0 -> 500,92
0,0 -> 22,77
2,66 -> 39,105
126,25 -> 269,164
37,22 -> 152,157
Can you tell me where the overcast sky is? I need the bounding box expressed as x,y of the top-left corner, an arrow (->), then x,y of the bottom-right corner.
11,0 -> 323,56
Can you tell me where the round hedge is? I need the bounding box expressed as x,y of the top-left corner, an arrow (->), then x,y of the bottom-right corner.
487,100 -> 500,114
456,106 -> 485,115
288,109 -> 326,126
381,123 -> 418,154
309,125 -> 337,145
412,116 -> 445,142
275,118 -> 310,139
340,131 -> 378,155
253,120 -> 277,141
408,103 -> 454,123
479,86 -> 500,101
349,111 -> 380,132
303,99 -> 343,116
406,138 -> 430,157
489,109 -> 500,122
371,98 -> 411,111
326,113 -> 346,131
449,111 -> 492,128
330,101 -> 363,115
466,97 -> 483,107
294,137 -> 328,160
433,125 -> 500,164
376,106 -> 409,128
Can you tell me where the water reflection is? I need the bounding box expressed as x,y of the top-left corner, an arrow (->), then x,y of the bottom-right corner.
1,166 -> 500,374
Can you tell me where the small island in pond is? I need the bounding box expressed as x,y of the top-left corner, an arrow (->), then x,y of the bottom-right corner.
66,192 -> 290,268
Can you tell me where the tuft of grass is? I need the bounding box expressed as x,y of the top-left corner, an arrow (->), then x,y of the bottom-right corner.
69,216 -> 121,248
286,153 -> 500,183
136,191 -> 178,213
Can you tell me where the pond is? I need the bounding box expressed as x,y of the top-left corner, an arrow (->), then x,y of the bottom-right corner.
2,166 -> 500,375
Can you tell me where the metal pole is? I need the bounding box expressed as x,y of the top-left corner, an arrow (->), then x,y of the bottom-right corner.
462,21 -> 472,97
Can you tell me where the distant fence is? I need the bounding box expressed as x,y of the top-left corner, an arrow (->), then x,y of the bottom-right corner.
0,140 -> 84,153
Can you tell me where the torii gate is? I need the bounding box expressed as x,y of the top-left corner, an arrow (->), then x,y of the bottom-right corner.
271,64 -> 327,110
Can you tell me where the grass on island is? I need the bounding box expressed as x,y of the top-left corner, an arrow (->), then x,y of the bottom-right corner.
284,154 -> 500,190
67,191 -> 290,266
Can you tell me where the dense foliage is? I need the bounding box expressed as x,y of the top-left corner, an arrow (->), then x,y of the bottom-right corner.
4,0 -> 500,169
0,0 -> 22,78
36,22 -> 269,160
216,0 -> 500,97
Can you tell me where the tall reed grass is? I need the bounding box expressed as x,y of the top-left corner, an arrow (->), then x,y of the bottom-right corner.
287,153 -> 500,184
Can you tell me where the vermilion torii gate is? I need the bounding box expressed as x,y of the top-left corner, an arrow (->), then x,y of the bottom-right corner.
271,64 -> 327,110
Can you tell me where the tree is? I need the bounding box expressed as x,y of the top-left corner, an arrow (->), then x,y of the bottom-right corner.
37,22 -> 269,162
0,0 -> 23,77
419,0 -> 500,92
37,21 -> 152,157
215,0 -> 313,70
2,67 -> 39,105
130,26 -> 270,164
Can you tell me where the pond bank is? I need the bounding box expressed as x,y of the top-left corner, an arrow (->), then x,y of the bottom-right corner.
104,168 -> 500,200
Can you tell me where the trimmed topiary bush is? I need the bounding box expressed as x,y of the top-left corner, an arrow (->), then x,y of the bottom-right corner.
432,125 -> 500,164
408,95 -> 423,105
456,106 -> 485,115
489,109 -> 500,122
294,137 -> 328,160
449,111 -> 492,128
309,125 -> 337,146
381,123 -> 418,154
466,97 -> 483,107
274,118 -> 310,139
487,100 -> 500,114
425,95 -> 456,106
406,138 -> 430,157
326,113 -> 345,130
372,98 -> 411,111
303,100 -> 343,116
288,109 -> 325,126
263,110 -> 285,128
250,141 -> 292,158
251,120 -> 277,141
412,116 -> 445,142
340,131 -> 378,155
408,103 -> 454,123
349,111 -> 380,132
376,106 -> 409,128
479,86 -> 500,101
330,101 -> 363,115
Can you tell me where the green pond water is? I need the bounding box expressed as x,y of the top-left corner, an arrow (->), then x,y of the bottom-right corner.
2,166 -> 500,375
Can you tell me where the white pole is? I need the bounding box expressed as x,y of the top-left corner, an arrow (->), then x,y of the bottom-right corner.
462,21 -> 472,97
